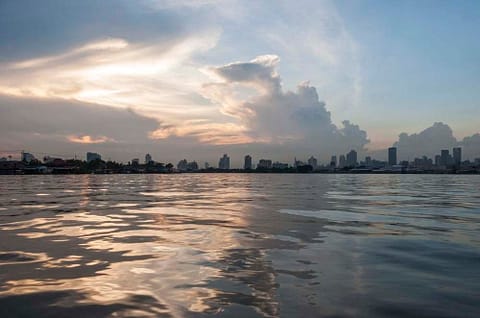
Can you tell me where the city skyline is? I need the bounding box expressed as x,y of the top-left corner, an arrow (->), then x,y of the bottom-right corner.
1,1 -> 480,164
6,144 -> 479,172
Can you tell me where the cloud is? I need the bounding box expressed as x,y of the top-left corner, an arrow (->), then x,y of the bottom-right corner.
0,33 -> 219,112
390,122 -> 480,160
201,55 -> 369,154
460,133 -> 480,160
67,135 -> 114,144
0,95 -> 161,158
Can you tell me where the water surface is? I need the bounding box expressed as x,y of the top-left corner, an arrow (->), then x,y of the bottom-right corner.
0,174 -> 479,317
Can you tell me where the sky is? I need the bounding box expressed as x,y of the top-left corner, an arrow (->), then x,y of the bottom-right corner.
0,0 -> 479,166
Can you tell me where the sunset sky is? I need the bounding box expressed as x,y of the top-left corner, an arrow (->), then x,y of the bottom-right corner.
1,0 -> 479,165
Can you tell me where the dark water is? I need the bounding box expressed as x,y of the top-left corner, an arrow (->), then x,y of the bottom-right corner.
0,174 -> 479,317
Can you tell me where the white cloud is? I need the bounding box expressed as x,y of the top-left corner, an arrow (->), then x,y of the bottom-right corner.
202,55 -> 370,153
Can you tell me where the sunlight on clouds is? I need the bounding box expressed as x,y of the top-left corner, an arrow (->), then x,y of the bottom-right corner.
0,33 -> 219,113
67,135 -> 114,144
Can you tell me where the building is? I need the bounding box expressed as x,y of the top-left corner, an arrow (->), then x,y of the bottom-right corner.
177,159 -> 188,171
307,156 -> 318,170
131,158 -> 140,166
365,156 -> 372,167
346,150 -> 358,167
145,153 -> 153,164
440,149 -> 450,166
21,151 -> 36,163
86,152 -> 101,163
339,155 -> 346,168
435,155 -> 441,166
257,159 -> 272,169
453,147 -> 462,166
330,155 -> 337,167
272,162 -> 289,169
388,147 -> 397,166
218,154 -> 230,170
186,161 -> 199,171
244,155 -> 252,170
294,158 -> 305,168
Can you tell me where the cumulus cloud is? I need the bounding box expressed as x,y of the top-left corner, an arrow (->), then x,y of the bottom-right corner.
391,122 -> 480,160
201,55 -> 369,155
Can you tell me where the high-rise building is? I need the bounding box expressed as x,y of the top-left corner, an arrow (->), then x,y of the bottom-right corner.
307,156 -> 318,169
346,150 -> 357,167
388,147 -> 397,166
177,159 -> 188,171
244,155 -> 252,170
453,147 -> 462,166
187,161 -> 199,171
339,155 -> 346,168
330,155 -> 337,167
145,153 -> 153,164
435,155 -> 441,166
440,149 -> 450,166
86,152 -> 101,163
218,154 -> 230,170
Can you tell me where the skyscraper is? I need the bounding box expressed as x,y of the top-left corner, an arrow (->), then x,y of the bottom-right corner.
244,155 -> 252,170
339,155 -> 346,168
307,156 -> 318,169
453,147 -> 462,166
388,147 -> 397,166
145,153 -> 152,164
440,149 -> 450,166
330,155 -> 337,167
219,154 -> 230,170
346,150 -> 357,167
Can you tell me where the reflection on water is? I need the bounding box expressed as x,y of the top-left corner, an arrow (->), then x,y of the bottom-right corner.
0,174 -> 479,317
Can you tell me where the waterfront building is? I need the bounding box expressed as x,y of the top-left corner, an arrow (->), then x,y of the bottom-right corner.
257,159 -> 272,169
440,150 -> 450,166
177,159 -> 188,171
187,161 -> 199,171
339,155 -> 346,168
145,153 -> 153,164
365,156 -> 372,167
86,152 -> 101,163
131,158 -> 140,166
21,151 -> 36,163
330,155 -> 337,167
219,154 -> 230,170
272,162 -> 289,169
307,156 -> 318,169
244,155 -> 252,170
388,147 -> 397,166
453,147 -> 462,166
346,150 -> 358,167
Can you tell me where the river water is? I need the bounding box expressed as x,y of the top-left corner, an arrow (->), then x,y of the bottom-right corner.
0,174 -> 479,317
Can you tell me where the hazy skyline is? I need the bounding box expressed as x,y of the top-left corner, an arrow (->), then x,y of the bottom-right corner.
1,0 -> 479,165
